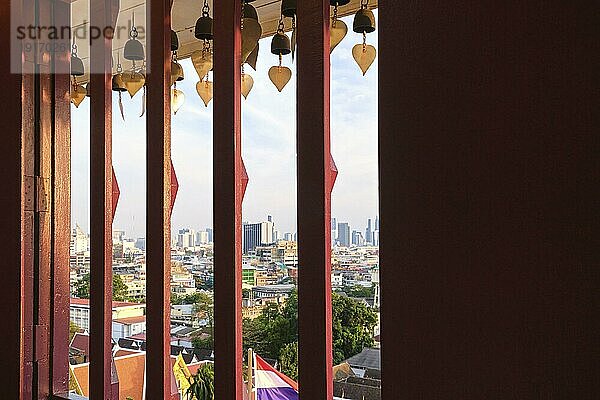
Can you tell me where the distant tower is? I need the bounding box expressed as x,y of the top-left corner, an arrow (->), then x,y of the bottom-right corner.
365,218 -> 373,244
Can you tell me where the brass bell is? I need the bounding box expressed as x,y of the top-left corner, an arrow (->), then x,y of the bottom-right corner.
124,38 -> 145,61
112,75 -> 126,92
195,15 -> 213,40
281,0 -> 296,18
243,3 -> 258,21
71,55 -> 85,76
353,8 -> 376,34
171,30 -> 179,51
330,0 -> 350,5
171,61 -> 184,85
271,32 -> 291,56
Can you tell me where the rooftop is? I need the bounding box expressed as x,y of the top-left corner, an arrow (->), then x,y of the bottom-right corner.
70,298 -> 145,308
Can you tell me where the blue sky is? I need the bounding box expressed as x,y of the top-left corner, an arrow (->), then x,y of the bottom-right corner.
71,14 -> 378,238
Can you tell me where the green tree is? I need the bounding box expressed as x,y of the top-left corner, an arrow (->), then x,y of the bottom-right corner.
279,341 -> 298,381
74,273 -> 130,301
242,290 -> 377,375
69,321 -> 80,341
186,363 -> 214,400
331,293 -> 377,364
338,284 -> 375,299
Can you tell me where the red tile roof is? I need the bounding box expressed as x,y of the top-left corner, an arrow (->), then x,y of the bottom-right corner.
113,315 -> 146,325
70,298 -> 145,308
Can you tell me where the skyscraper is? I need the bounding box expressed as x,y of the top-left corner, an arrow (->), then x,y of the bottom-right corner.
352,230 -> 365,246
337,222 -> 351,247
177,228 -> 195,248
365,218 -> 373,244
243,223 -> 261,254
243,218 -> 275,254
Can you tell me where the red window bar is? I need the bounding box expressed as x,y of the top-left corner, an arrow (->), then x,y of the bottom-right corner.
296,1 -> 335,400
146,0 -> 177,398
51,0 -> 73,395
213,1 -> 244,400
89,0 -> 119,398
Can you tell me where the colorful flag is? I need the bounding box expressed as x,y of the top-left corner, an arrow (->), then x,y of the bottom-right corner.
173,353 -> 192,392
254,354 -> 299,400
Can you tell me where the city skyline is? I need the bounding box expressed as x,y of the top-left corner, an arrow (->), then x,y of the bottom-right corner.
72,213 -> 380,243
71,14 -> 378,238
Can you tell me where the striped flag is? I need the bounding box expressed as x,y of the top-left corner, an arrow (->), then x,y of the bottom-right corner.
254,354 -> 299,400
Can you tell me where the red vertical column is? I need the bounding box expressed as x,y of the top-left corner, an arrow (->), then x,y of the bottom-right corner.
213,0 -> 243,399
89,0 -> 115,398
296,1 -> 333,399
146,0 -> 174,398
51,0 -> 72,394
0,0 -> 26,397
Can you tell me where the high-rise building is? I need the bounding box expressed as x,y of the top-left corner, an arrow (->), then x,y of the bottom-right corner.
243,223 -> 261,254
337,222 -> 351,247
243,218 -> 275,254
206,228 -> 213,243
352,230 -> 365,246
177,228 -> 195,248
365,218 -> 373,244
70,224 -> 89,254
195,231 -> 209,245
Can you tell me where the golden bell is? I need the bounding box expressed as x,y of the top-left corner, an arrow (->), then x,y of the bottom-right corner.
271,32 -> 291,56
195,15 -> 213,40
281,0 -> 296,18
71,55 -> 85,77
171,61 -> 184,86
124,38 -> 145,61
353,8 -> 376,34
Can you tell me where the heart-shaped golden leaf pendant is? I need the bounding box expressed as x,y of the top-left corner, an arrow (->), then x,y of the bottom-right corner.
122,71 -> 146,98
171,88 -> 185,115
330,19 -> 348,53
242,19 -> 262,64
191,50 -> 213,80
246,42 -> 259,71
268,66 -> 292,92
71,84 -> 87,108
196,80 -> 213,107
352,44 -> 377,75
241,73 -> 254,99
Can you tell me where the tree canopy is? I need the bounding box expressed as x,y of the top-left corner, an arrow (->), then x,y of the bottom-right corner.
243,290 -> 377,376
73,273 -> 129,301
